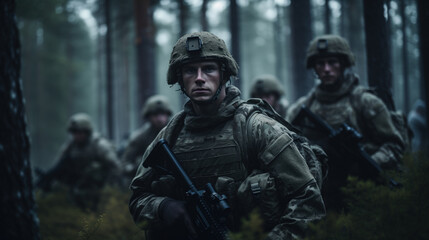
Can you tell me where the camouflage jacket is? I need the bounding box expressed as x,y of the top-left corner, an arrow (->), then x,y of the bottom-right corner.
47,133 -> 120,190
287,73 -> 405,170
129,86 -> 325,240
122,123 -> 160,181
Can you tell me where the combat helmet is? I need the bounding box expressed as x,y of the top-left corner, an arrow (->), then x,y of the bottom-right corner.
306,35 -> 355,68
68,113 -> 93,133
250,75 -> 285,98
167,31 -> 239,85
141,95 -> 173,119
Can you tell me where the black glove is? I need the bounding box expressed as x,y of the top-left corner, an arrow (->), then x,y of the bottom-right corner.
159,198 -> 198,238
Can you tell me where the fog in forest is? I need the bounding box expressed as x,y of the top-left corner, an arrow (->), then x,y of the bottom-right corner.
16,0 -> 423,172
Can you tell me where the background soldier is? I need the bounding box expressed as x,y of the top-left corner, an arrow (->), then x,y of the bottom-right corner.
250,74 -> 289,118
287,35 -> 405,210
408,99 -> 427,152
129,32 -> 325,240
121,95 -> 172,185
36,113 -> 120,210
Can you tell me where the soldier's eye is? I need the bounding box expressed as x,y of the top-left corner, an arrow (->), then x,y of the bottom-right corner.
315,61 -> 325,68
203,65 -> 218,73
328,59 -> 339,65
183,67 -> 196,75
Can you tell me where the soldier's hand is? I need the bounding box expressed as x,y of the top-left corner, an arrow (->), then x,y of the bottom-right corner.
159,198 -> 198,238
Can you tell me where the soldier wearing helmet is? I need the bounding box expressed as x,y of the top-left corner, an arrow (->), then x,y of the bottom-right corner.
287,35 -> 405,210
129,32 -> 325,240
36,113 -> 120,210
250,74 -> 289,118
121,95 -> 173,184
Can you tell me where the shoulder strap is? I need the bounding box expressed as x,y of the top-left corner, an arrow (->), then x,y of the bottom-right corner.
163,111 -> 186,148
242,98 -> 301,133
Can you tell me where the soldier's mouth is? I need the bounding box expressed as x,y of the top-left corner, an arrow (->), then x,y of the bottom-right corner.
192,88 -> 210,93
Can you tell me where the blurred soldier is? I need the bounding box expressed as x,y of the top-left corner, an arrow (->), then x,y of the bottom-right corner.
408,99 -> 427,152
129,32 -> 325,240
287,35 -> 405,209
37,113 -> 120,210
121,95 -> 172,184
250,74 -> 290,118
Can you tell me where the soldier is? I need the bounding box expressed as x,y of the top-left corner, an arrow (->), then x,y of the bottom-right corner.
250,74 -> 290,118
37,113 -> 120,210
129,32 -> 325,240
408,99 -> 427,152
287,35 -> 405,209
121,95 -> 172,184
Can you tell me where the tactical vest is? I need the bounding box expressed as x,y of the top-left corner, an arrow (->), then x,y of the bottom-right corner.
172,119 -> 248,189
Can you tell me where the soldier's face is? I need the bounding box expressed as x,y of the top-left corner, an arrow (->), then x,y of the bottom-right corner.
261,94 -> 278,107
148,113 -> 169,130
314,57 -> 343,85
181,61 -> 221,102
71,131 -> 89,144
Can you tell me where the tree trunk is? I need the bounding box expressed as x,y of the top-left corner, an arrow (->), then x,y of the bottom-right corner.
105,0 -> 114,139
274,4 -> 285,83
179,0 -> 188,37
0,0 -> 40,239
290,0 -> 313,100
134,0 -> 156,125
201,0 -> 209,31
325,0 -> 331,34
400,0 -> 410,113
341,0 -> 367,84
230,0 -> 241,89
417,0 -> 429,150
363,0 -> 395,110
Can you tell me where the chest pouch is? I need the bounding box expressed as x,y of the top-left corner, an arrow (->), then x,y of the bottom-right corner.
236,170 -> 282,230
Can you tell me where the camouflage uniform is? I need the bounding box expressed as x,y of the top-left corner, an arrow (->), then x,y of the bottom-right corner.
287,35 -> 405,209
129,32 -> 325,240
43,113 -> 120,209
250,74 -> 289,118
122,95 -> 172,183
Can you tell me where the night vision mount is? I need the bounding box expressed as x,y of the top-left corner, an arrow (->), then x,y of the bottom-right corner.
317,39 -> 328,52
186,36 -> 203,52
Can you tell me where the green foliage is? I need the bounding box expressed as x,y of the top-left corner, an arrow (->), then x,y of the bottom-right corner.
230,209 -> 268,240
37,186 -> 146,240
305,155 -> 429,240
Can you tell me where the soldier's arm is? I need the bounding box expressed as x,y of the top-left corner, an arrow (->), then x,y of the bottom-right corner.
360,93 -> 405,169
129,132 -> 168,225
96,138 -> 122,184
248,114 -> 325,240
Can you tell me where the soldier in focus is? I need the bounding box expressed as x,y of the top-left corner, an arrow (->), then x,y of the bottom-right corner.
250,74 -> 290,118
287,35 -> 405,209
129,32 -> 325,240
37,113 -> 120,210
121,95 -> 172,184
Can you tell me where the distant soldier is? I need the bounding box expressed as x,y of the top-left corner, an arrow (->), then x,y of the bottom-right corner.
408,99 -> 427,152
36,113 -> 120,210
287,35 -> 405,210
121,95 -> 172,184
250,74 -> 289,118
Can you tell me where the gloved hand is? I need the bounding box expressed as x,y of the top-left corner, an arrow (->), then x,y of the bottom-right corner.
159,198 -> 198,238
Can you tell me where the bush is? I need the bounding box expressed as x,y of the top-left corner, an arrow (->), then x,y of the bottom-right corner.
36,186 -> 146,240
305,155 -> 429,240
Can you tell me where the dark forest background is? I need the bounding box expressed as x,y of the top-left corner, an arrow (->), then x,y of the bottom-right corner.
15,0 -> 425,172
2,0 -> 429,239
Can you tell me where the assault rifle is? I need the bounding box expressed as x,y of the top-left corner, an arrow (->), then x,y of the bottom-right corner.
292,105 -> 400,187
143,139 -> 231,240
